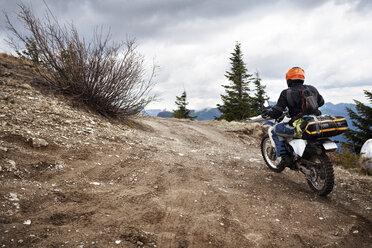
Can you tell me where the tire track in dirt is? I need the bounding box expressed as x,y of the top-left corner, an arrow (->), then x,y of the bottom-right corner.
138,118 -> 266,247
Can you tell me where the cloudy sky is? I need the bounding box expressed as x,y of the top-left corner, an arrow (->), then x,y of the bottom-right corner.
1,0 -> 372,110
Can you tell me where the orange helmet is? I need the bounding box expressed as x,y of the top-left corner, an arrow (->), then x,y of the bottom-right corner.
286,67 -> 305,81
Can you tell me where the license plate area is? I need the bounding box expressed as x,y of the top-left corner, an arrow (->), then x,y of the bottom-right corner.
322,142 -> 338,151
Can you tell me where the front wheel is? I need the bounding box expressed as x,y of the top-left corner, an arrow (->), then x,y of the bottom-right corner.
261,134 -> 285,173
305,153 -> 334,196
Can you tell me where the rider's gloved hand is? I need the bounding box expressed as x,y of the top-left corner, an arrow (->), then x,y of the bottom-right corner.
261,109 -> 270,118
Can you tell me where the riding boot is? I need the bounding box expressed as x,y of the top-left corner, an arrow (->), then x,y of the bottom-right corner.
278,155 -> 292,170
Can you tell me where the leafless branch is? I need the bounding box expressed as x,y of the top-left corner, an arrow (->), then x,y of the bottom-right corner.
5,2 -> 157,118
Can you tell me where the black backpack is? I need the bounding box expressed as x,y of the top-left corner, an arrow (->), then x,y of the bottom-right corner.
287,85 -> 319,119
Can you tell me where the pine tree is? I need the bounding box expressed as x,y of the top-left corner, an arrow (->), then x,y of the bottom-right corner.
343,90 -> 372,153
216,42 -> 253,121
251,71 -> 269,116
173,91 -> 197,120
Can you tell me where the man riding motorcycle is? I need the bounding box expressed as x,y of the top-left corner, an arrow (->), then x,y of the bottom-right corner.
261,67 -> 325,169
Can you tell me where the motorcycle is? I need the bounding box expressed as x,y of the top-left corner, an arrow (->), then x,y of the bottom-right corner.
256,111 -> 339,196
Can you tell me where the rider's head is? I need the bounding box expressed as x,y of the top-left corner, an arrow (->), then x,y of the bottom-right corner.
286,67 -> 305,87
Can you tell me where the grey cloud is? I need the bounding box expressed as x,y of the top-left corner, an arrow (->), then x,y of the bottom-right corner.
252,53 -> 306,79
337,0 -> 372,11
1,0 -> 367,41
0,0 -> 330,41
321,80 -> 372,89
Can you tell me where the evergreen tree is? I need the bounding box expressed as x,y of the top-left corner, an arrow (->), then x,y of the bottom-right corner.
173,91 -> 197,120
343,90 -> 372,153
216,42 -> 253,121
251,71 -> 269,116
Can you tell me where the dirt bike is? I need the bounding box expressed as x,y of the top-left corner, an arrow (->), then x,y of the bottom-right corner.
257,112 -> 339,196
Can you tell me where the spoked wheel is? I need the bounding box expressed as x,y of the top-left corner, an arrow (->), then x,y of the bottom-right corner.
305,153 -> 334,196
260,134 -> 284,173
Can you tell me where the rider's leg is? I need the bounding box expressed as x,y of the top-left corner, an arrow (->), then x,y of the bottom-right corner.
272,122 -> 295,157
271,130 -> 286,158
272,122 -> 295,169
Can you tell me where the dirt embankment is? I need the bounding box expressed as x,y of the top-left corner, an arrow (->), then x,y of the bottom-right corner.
1,54 -> 372,247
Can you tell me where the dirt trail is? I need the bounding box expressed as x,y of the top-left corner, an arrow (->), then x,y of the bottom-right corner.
1,54 -> 372,247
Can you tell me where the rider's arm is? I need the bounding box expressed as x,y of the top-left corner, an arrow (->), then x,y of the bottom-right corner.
317,92 -> 325,107
267,90 -> 287,119
309,85 -> 325,107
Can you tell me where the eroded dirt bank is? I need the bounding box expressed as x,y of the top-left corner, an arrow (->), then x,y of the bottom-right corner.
1,55 -> 371,247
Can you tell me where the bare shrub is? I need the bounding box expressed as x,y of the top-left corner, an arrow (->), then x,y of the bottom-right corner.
5,3 -> 156,118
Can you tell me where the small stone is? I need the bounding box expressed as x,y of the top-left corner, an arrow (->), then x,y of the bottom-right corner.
20,83 -> 32,90
0,146 -> 8,152
85,127 -> 94,133
9,193 -> 19,201
31,138 -> 49,148
137,241 -> 144,246
23,220 -> 31,225
6,160 -> 16,171
353,230 -> 359,234
115,240 -> 121,244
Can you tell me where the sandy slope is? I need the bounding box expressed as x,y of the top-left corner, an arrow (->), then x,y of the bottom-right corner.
1,55 -> 371,247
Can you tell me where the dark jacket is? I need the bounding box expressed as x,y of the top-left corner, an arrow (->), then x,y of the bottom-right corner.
267,82 -> 324,121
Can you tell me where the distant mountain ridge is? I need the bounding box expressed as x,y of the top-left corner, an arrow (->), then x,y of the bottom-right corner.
145,102 -> 356,122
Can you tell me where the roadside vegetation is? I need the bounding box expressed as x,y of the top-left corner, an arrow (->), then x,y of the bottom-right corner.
172,91 -> 197,120
336,90 -> 372,175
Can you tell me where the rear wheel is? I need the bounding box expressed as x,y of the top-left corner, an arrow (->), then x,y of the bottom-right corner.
305,153 -> 334,196
261,134 -> 285,173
